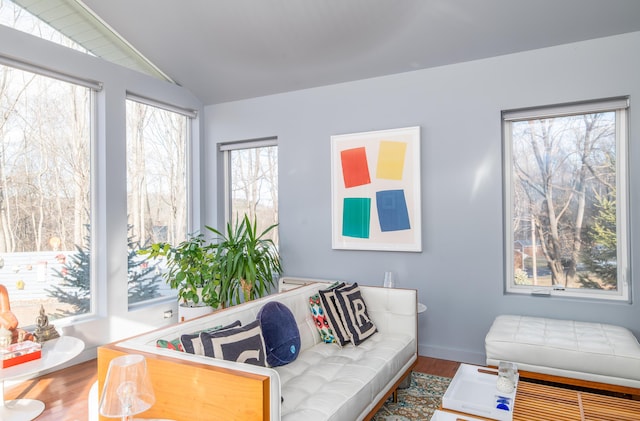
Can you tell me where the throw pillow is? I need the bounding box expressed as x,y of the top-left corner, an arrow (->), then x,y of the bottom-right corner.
180,320 -> 242,355
318,282 -> 352,346
257,301 -> 301,367
308,294 -> 336,344
156,337 -> 183,352
334,283 -> 378,345
200,319 -> 267,366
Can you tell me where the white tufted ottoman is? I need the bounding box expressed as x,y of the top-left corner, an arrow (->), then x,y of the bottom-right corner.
485,315 -> 640,393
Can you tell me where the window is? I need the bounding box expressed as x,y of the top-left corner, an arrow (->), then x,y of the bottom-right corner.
1,0 -> 170,81
503,98 -> 629,301
221,138 -> 278,245
126,98 -> 192,305
0,0 -> 87,52
0,62 -> 94,323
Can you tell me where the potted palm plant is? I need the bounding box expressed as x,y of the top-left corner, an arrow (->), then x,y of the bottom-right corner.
207,215 -> 282,307
139,233 -> 219,321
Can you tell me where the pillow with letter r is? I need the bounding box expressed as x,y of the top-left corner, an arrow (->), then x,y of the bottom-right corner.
334,282 -> 377,346
257,301 -> 301,367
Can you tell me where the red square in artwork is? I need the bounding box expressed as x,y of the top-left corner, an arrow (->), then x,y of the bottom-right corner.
340,147 -> 371,188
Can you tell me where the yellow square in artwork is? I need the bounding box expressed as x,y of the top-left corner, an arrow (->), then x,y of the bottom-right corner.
376,141 -> 407,180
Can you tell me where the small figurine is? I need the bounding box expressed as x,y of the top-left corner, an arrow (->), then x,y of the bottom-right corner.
34,304 -> 59,343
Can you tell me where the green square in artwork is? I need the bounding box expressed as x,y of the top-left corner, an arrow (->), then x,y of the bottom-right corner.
342,198 -> 371,238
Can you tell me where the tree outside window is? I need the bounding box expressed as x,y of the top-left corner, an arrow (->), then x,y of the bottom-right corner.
223,140 -> 278,245
126,99 -> 190,305
0,63 -> 93,322
503,98 -> 629,300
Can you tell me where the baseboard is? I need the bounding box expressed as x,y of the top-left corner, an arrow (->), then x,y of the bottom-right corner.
419,343 -> 485,366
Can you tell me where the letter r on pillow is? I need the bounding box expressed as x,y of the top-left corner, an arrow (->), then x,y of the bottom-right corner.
353,299 -> 370,325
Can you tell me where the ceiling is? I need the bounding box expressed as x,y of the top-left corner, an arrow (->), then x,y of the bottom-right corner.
80,0 -> 640,105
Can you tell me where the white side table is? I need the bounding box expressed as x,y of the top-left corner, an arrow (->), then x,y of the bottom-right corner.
0,336 -> 84,421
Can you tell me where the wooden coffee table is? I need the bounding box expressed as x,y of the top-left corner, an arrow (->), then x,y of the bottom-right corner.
509,380 -> 640,420
438,365 -> 640,420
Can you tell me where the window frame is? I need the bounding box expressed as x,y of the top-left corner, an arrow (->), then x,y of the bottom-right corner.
124,93 -> 197,309
0,57 -> 99,324
220,137 -> 278,228
502,97 -> 630,302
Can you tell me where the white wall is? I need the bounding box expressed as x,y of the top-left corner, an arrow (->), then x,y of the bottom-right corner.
206,32 -> 640,364
0,26 -> 204,366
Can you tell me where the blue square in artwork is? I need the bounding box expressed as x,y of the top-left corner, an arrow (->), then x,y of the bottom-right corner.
376,190 -> 411,232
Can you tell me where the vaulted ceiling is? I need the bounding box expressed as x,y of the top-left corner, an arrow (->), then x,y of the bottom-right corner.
79,0 -> 640,105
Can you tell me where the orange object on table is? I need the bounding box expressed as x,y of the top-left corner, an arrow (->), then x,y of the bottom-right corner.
0,284 -> 19,331
1,340 -> 42,368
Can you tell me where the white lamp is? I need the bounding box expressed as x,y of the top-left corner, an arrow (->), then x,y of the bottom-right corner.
99,354 -> 155,421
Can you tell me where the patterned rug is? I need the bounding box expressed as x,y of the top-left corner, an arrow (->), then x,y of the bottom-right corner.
373,372 -> 452,421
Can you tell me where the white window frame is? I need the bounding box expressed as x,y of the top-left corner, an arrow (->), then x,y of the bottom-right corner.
0,56 -> 99,324
220,136 -> 278,226
503,97 -> 630,301
125,93 -> 197,309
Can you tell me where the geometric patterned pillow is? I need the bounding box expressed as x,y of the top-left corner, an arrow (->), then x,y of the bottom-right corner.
334,282 -> 377,346
180,320 -> 242,355
318,282 -> 352,346
200,319 -> 267,367
309,293 -> 336,344
156,337 -> 184,352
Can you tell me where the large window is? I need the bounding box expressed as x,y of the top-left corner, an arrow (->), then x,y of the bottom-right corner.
503,98 -> 629,301
0,0 -> 87,52
1,0 -> 169,81
126,98 -> 191,305
221,138 -> 278,244
0,62 -> 94,323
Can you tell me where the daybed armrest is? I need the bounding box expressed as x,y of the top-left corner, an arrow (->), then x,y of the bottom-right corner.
97,344 -> 273,421
361,286 -> 417,338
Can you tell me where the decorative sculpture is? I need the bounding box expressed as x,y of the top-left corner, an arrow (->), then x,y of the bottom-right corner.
0,284 -> 18,330
0,284 -> 38,344
34,304 -> 59,343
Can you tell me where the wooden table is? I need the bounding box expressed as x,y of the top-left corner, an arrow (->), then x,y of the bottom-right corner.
439,380 -> 640,421
512,380 -> 640,421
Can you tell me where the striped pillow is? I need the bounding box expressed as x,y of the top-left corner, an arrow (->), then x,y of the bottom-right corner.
334,283 -> 377,345
180,320 -> 242,355
318,282 -> 352,346
200,319 -> 267,366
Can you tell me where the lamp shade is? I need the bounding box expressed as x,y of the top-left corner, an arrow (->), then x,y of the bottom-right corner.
99,354 -> 155,419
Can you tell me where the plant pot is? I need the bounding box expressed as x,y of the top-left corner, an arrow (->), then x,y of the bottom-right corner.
178,303 -> 214,322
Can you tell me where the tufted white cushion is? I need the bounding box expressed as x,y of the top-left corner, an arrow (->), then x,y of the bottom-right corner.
277,331 -> 415,421
485,315 -> 640,388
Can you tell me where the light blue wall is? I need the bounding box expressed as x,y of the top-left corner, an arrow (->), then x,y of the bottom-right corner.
205,32 -> 640,364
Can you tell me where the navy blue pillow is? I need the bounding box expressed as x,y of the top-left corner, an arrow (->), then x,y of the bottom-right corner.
181,320 -> 242,355
257,301 -> 300,367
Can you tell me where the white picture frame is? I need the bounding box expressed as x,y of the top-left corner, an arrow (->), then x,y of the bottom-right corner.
331,126 -> 422,252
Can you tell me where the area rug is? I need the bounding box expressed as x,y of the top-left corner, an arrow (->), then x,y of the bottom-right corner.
373,372 -> 452,421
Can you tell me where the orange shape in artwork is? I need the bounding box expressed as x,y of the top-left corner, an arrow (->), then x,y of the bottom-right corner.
341,147 -> 371,188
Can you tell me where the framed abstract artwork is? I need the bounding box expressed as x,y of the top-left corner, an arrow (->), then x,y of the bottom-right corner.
331,126 -> 421,252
